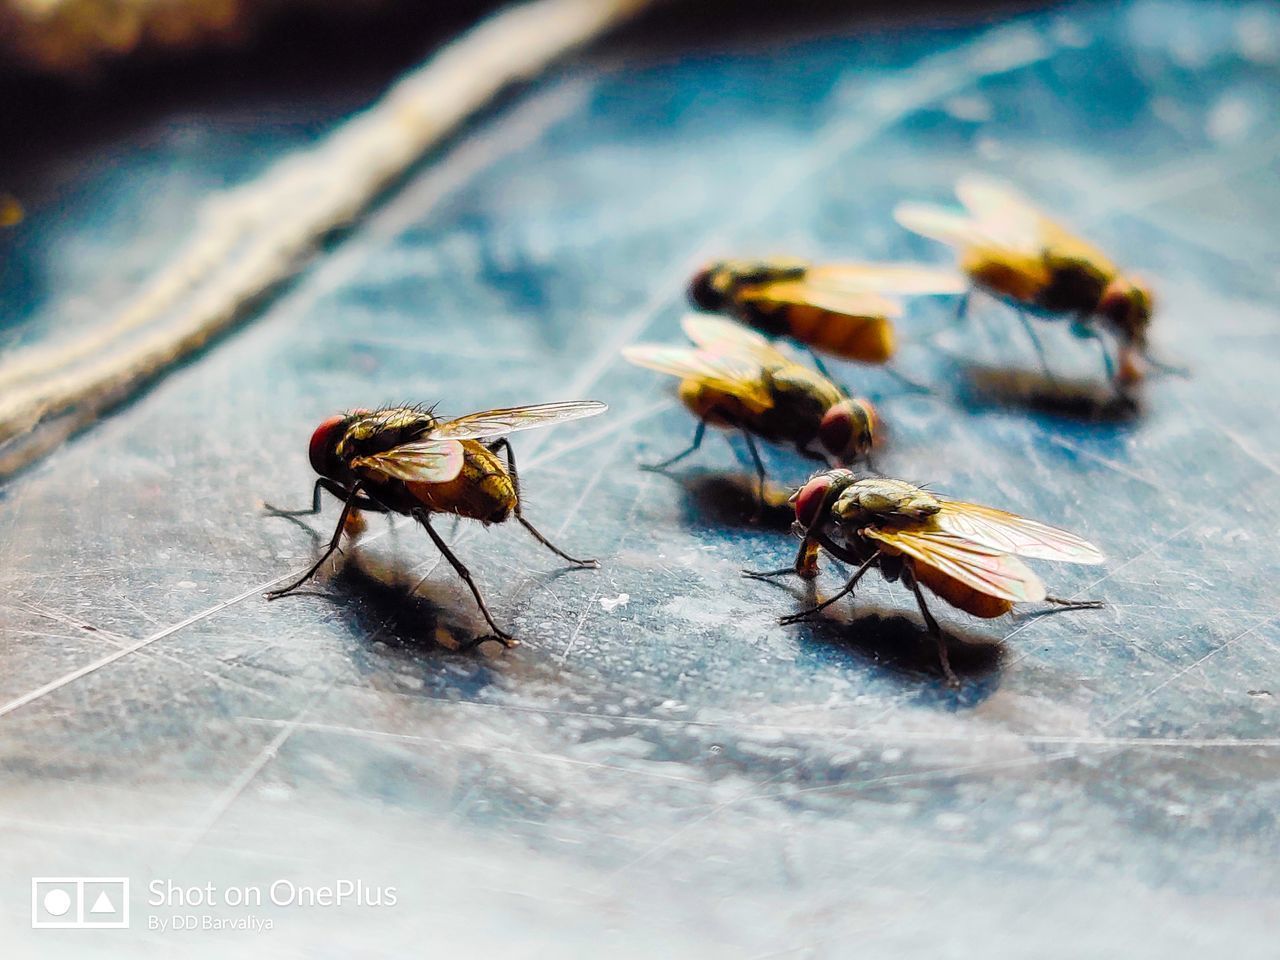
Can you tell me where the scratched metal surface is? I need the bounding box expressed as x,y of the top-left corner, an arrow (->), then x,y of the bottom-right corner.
2,1 -> 1279,956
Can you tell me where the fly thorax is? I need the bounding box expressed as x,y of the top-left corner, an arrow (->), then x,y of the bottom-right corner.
832,478 -> 941,523
1038,257 -> 1108,314
766,367 -> 838,439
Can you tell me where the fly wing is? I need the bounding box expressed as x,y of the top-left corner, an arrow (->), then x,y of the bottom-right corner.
351,439 -> 465,484
956,176 -> 1118,271
804,262 -> 968,296
739,277 -> 904,320
680,314 -> 792,366
428,400 -> 608,442
622,343 -> 774,413
893,202 -> 1006,251
934,498 -> 1105,564
864,524 -> 1047,603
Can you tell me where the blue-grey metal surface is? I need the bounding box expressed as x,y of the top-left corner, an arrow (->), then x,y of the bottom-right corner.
2,2 -> 1278,956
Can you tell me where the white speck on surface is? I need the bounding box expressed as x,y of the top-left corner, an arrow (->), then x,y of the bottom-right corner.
944,95 -> 993,122
1013,821 -> 1048,841
936,812 -> 969,832
1237,8 -> 1280,64
176,580 -> 197,589
599,593 -> 629,613
1051,17 -> 1090,48
1206,94 -> 1254,143
881,747 -> 904,763
975,135 -> 1005,160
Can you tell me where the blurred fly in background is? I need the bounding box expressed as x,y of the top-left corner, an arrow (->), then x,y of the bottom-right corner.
895,177 -> 1178,390
625,315 -> 879,509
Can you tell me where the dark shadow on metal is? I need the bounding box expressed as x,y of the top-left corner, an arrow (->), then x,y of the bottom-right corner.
793,608 -> 1003,696
677,470 -> 797,531
958,364 -> 1143,424
746,572 -> 1002,695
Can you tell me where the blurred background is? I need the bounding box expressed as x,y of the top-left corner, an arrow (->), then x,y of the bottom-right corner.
1,1 -> 1277,957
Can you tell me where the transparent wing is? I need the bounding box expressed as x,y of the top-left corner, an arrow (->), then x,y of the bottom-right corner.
864,525 -> 1047,603
805,262 -> 968,296
957,176 -> 1117,270
934,499 -> 1105,564
429,400 -> 608,442
680,314 -> 791,366
351,439 -> 465,484
893,202 -> 1007,251
954,177 -> 1045,250
740,277 -> 904,320
622,343 -> 774,413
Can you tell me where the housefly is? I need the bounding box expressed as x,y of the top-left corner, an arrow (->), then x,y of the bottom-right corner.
746,470 -> 1104,685
624,315 -> 877,508
895,177 -> 1174,389
688,257 -> 963,381
266,400 -> 607,646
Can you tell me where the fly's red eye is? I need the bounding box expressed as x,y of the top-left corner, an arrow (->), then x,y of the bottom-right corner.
818,404 -> 854,460
308,415 -> 347,476
794,476 -> 833,529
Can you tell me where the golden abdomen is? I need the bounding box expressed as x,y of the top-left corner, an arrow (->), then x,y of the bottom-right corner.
781,304 -> 895,363
964,251 -> 1045,305
914,561 -> 1013,619
679,380 -> 758,429
408,442 -> 515,523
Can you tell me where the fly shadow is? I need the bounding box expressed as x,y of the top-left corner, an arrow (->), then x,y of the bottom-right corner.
261,506 -> 587,663
957,362 -> 1143,423
747,571 -> 1005,698
674,469 -> 797,531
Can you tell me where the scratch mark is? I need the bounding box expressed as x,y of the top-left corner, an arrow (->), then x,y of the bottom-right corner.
0,571 -> 299,719
1102,612 -> 1280,728
237,717 -> 707,785
1044,434 -> 1161,489
607,703 -> 901,877
558,590 -> 600,663
1221,426 -> 1280,477
179,685 -> 332,854
1000,516 -> 1199,654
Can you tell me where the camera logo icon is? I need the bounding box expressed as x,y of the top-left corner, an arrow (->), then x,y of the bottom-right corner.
31,877 -> 130,929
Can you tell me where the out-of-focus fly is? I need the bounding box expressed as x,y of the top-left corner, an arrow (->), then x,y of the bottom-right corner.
624,315 -> 878,507
265,400 -> 607,646
895,177 -> 1168,388
746,470 -> 1104,685
688,257 -> 964,367
0,193 -> 22,228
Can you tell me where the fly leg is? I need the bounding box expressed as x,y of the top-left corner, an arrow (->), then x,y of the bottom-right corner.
805,348 -> 855,402
412,508 -> 517,648
489,438 -> 597,568
743,537 -> 822,581
1043,595 -> 1105,611
1016,308 -> 1055,382
906,571 -> 958,688
778,551 -> 879,625
1071,318 -> 1117,383
263,478 -> 381,517
641,420 -> 706,472
804,346 -> 837,382
266,481 -> 369,599
911,287 -> 970,343
879,362 -> 933,395
739,428 -> 769,519
1141,353 -> 1190,378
